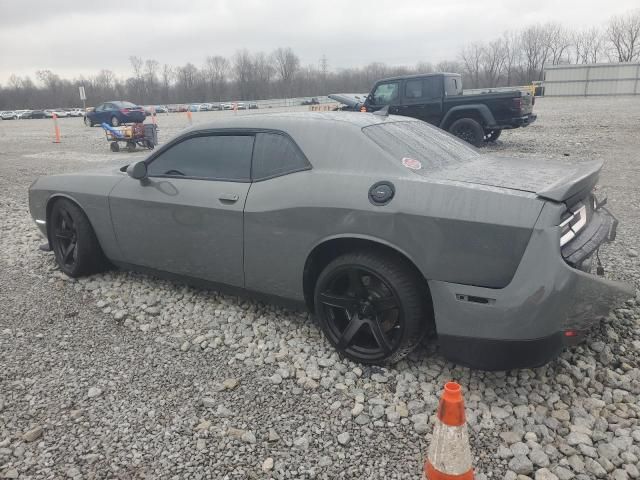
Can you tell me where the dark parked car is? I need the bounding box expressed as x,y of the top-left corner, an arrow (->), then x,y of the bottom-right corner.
330,73 -> 537,146
29,110 -> 47,119
84,101 -> 146,127
28,112 -> 632,369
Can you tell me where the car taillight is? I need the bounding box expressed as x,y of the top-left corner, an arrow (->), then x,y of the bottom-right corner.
512,97 -> 522,112
559,203 -> 588,247
120,108 -> 130,113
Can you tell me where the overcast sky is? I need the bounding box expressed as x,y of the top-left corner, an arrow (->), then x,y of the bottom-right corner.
1,0 -> 638,84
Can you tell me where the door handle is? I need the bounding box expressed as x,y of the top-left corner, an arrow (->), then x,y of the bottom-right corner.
219,193 -> 239,203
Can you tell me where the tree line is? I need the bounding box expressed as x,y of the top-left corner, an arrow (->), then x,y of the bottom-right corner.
1,9 -> 638,110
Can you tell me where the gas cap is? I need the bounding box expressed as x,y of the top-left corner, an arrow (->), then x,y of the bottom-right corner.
368,181 -> 395,206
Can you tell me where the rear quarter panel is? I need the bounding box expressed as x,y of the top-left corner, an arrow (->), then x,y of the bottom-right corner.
244,122 -> 544,301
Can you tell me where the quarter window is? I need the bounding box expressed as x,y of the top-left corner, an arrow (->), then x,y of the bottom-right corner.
372,82 -> 399,105
252,132 -> 310,180
147,134 -> 254,181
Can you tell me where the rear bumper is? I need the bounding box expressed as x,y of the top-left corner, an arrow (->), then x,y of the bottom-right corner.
498,114 -> 537,129
429,207 -> 633,370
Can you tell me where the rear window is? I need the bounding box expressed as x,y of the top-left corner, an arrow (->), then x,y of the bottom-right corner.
362,121 -> 479,171
114,101 -> 137,108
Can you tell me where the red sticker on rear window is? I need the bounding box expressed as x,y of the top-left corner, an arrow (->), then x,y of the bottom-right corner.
402,157 -> 422,170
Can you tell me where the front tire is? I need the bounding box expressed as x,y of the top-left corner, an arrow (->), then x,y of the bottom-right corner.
314,250 -> 428,364
50,199 -> 107,277
449,118 -> 484,147
484,129 -> 502,142
110,116 -> 120,127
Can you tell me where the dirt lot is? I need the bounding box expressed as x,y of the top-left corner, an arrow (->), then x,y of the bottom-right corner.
1,98 -> 639,479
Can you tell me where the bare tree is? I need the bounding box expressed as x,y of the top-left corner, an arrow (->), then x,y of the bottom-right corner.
572,27 -> 605,64
544,23 -> 572,65
502,31 -> 522,85
520,25 -> 551,82
459,43 -> 483,87
144,59 -> 159,95
203,55 -> 230,100
161,64 -> 174,103
272,47 -> 300,96
233,49 -> 255,99
606,9 -> 640,62
480,39 -> 506,87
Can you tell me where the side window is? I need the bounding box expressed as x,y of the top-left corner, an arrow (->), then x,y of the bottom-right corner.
147,135 -> 254,181
372,82 -> 399,105
423,77 -> 441,99
405,79 -> 423,99
252,132 -> 310,180
96,104 -> 105,111
445,77 -> 461,96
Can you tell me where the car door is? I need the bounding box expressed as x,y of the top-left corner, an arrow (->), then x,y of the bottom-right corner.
399,77 -> 443,125
367,81 -> 401,114
92,103 -> 106,123
108,132 -> 254,287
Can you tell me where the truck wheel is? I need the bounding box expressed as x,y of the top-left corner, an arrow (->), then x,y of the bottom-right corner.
449,118 -> 484,147
484,129 -> 502,142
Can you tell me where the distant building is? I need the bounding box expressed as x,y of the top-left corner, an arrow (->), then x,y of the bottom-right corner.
542,62 -> 640,96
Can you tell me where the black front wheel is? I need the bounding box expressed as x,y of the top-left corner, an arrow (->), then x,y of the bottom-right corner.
50,199 -> 107,277
314,251 -> 429,364
484,129 -> 502,142
449,118 -> 484,147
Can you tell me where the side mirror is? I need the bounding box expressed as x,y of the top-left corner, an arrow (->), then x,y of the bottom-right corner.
127,161 -> 147,180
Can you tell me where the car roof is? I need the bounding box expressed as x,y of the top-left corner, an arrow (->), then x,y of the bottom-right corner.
376,72 -> 461,83
189,111 -> 416,133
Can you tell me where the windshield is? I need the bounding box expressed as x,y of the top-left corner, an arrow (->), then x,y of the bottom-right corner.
362,120 -> 479,171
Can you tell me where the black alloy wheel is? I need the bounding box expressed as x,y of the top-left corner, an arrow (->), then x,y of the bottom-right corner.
52,205 -> 79,271
449,118 -> 484,147
50,199 -> 107,277
315,251 -> 428,364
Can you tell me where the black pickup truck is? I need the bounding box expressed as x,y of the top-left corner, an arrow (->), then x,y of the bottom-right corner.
329,73 -> 536,146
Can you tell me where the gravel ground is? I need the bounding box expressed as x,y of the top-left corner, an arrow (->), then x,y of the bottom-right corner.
1,98 -> 639,480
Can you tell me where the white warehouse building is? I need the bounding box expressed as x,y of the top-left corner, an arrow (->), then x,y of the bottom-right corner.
543,62 -> 640,96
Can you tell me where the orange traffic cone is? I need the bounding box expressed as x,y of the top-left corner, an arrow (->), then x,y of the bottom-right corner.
424,382 -> 474,479
52,113 -> 61,143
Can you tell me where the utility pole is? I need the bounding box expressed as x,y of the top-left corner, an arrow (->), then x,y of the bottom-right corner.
320,55 -> 329,94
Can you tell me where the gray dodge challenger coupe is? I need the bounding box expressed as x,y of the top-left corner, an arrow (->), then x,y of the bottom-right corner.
29,112 -> 633,369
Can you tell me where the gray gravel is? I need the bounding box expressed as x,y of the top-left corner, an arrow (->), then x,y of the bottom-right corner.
1,98 -> 639,479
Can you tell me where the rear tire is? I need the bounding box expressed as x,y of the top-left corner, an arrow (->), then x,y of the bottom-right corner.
50,199 -> 107,277
110,142 -> 120,152
484,129 -> 502,142
314,250 -> 429,364
449,118 -> 484,147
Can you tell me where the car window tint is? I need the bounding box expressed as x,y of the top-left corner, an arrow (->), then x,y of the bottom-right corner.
252,132 -> 310,180
147,135 -> 254,181
372,82 -> 399,105
423,77 -> 441,99
363,120 -> 479,170
405,79 -> 422,99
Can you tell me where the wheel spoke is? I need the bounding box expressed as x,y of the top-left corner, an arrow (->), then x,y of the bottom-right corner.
371,296 -> 398,313
55,231 -> 73,240
347,268 -> 367,298
337,316 -> 365,350
318,292 -> 359,312
369,320 -> 393,354
61,209 -> 74,230
62,242 -> 76,264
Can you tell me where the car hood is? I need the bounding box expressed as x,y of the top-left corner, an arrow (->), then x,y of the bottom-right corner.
328,93 -> 369,108
429,155 -> 602,202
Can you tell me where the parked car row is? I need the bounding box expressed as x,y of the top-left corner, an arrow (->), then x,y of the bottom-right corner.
0,108 -> 85,120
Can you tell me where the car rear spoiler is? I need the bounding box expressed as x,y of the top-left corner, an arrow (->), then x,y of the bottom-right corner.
536,160 -> 603,203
